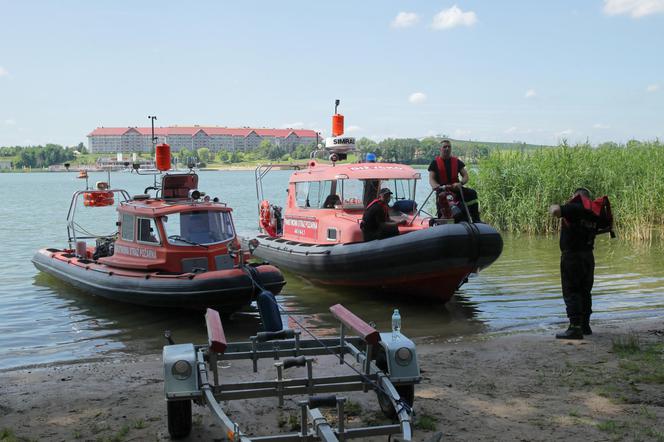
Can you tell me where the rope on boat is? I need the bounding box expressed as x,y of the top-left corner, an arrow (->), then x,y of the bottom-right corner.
71,221 -> 116,240
241,265 -> 413,416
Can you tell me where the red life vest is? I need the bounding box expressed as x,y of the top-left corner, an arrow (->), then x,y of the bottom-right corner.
435,156 -> 460,185
567,194 -> 615,237
366,198 -> 389,218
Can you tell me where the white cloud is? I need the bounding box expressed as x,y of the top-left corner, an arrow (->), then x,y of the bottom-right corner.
0,67 -> 9,77
4,118 -> 16,126
556,129 -> 573,138
431,5 -> 477,30
593,123 -> 610,129
504,126 -> 518,134
408,92 -> 427,104
391,12 -> 420,28
345,125 -> 361,133
603,0 -> 664,17
646,83 -> 660,92
281,121 -> 304,129
525,89 -> 537,99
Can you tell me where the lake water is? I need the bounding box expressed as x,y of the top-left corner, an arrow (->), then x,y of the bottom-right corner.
1,170 -> 663,370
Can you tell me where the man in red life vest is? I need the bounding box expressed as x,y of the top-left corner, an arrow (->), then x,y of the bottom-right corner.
549,187 -> 599,340
428,139 -> 481,222
361,188 -> 400,241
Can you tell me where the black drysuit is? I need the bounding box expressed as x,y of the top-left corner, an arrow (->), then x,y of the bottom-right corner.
559,202 -> 597,325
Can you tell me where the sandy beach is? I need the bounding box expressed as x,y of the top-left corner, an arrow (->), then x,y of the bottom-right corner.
2,317 -> 663,442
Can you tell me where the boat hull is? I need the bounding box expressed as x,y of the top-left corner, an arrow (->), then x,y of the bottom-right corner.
249,222 -> 502,302
32,248 -> 285,311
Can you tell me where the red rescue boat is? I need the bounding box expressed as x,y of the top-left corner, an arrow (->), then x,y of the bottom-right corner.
33,145 -> 285,312
249,101 -> 502,302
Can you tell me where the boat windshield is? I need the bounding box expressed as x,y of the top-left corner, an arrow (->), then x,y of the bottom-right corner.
162,210 -> 235,246
339,179 -> 417,208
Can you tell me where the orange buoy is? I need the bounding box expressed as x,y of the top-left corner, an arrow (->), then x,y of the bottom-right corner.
83,191 -> 114,207
332,114 -> 344,137
155,143 -> 171,171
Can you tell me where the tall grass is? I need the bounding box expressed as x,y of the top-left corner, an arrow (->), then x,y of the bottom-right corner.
472,141 -> 664,241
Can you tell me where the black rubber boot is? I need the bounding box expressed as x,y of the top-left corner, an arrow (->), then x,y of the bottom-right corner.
469,204 -> 481,223
582,316 -> 592,335
556,325 -> 583,340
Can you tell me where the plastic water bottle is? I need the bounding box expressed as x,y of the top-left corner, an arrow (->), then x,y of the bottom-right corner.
391,309 -> 401,339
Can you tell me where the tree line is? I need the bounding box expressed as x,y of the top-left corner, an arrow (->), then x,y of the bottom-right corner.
172,137 -> 502,165
0,144 -> 84,168
1,137 -> 546,169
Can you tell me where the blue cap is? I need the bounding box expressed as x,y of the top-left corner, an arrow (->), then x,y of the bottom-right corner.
366,152 -> 377,162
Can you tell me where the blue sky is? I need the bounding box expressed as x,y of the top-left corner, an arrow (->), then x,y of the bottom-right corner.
0,0 -> 662,146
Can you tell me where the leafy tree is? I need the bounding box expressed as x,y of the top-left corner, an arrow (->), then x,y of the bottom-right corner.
356,137 -> 379,155
379,138 -> 419,163
217,151 -> 230,162
12,144 -> 75,168
178,148 -> 192,163
197,147 -> 211,163
291,143 -> 316,159
230,151 -> 243,163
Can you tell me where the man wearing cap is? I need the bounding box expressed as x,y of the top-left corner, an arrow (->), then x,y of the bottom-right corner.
361,188 -> 400,241
428,139 -> 481,222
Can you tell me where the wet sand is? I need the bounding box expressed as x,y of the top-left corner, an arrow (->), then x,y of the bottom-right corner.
1,317 -> 663,441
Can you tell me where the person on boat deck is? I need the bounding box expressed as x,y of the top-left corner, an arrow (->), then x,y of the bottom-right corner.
428,139 -> 481,222
549,187 -> 598,340
323,194 -> 341,209
361,188 -> 400,241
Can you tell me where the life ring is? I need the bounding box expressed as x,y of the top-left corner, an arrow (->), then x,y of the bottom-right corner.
259,200 -> 277,237
84,191 -> 114,207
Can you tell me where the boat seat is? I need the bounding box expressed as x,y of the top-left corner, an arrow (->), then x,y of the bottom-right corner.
392,199 -> 417,214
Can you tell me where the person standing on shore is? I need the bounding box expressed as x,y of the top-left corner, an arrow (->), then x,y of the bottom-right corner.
549,187 -> 598,340
428,139 -> 481,222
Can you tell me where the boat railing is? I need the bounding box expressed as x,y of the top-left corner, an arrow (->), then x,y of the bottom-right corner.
66,189 -> 131,248
254,163 -> 305,228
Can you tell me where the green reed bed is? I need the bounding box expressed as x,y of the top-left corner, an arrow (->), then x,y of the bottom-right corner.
472,141 -> 664,241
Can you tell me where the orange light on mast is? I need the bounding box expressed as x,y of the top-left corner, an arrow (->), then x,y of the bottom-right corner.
332,98 -> 344,136
155,143 -> 171,171
332,114 -> 344,136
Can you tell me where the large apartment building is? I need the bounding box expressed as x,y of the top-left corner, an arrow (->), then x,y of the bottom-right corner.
87,126 -> 319,154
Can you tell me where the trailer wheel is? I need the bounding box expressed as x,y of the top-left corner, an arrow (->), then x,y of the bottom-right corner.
167,400 -> 192,439
375,347 -> 415,420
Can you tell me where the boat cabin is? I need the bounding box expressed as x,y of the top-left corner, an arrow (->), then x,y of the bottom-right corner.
95,173 -> 241,273
279,161 -> 424,244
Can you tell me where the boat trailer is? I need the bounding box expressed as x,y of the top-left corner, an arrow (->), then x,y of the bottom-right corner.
163,304 -> 421,440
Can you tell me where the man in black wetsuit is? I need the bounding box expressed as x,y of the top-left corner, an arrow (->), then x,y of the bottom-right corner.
361,188 -> 399,241
428,139 -> 480,222
549,188 -> 598,340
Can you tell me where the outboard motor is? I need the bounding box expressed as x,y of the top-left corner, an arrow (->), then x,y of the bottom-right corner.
272,205 -> 283,235
436,189 -> 464,223
93,237 -> 115,260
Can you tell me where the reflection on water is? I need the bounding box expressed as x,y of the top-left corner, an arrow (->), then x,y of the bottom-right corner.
1,171 -> 663,370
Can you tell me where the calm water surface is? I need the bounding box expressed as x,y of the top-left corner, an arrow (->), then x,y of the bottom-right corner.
1,171 -> 663,370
